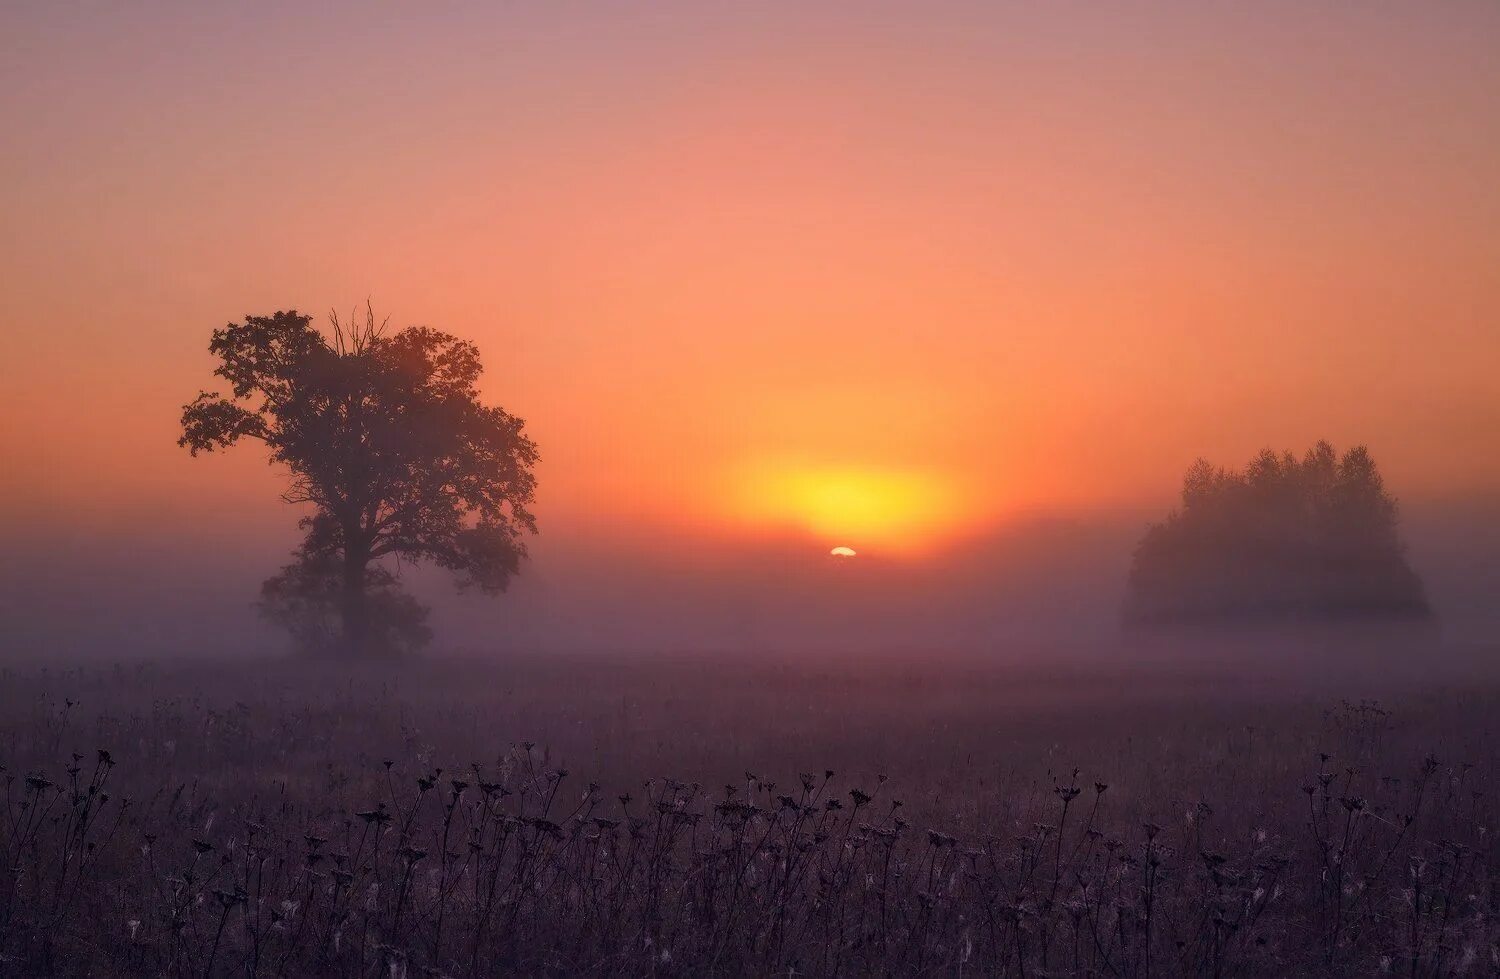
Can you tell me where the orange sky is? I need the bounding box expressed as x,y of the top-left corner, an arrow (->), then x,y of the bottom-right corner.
3,2 -> 1499,561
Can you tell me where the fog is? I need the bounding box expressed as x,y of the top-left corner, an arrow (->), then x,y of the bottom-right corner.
4,497 -> 1495,669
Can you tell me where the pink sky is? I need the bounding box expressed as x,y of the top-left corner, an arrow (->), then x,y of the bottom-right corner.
3,2 -> 1497,572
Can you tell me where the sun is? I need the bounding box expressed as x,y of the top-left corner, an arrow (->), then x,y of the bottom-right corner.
730,463 -> 963,553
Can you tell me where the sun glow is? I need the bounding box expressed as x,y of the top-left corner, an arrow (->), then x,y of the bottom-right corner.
732,464 -> 963,553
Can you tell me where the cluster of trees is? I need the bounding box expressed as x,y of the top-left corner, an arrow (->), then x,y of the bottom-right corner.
181,307 -> 538,658
1125,441 -> 1431,625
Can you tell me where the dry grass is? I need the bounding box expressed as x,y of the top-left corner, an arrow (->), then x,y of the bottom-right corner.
1,652 -> 1497,976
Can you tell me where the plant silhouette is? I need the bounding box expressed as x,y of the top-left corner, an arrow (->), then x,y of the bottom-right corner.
1125,441 -> 1430,625
180,306 -> 538,656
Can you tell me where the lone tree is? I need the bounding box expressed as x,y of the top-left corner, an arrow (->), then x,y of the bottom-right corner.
180,308 -> 538,656
1125,441 -> 1430,626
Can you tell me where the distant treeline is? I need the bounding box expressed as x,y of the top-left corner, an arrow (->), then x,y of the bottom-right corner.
1125,441 -> 1431,625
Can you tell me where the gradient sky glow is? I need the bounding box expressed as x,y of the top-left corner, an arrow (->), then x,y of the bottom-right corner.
3,2 -> 1499,572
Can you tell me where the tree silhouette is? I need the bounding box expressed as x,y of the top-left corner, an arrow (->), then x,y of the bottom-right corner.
1125,441 -> 1430,625
257,552 -> 432,658
180,307 -> 538,656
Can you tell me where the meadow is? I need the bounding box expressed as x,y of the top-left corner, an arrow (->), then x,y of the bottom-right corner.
1,647 -> 1497,976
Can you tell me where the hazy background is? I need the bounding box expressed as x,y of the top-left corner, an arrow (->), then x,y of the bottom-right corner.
2,2 -> 1498,659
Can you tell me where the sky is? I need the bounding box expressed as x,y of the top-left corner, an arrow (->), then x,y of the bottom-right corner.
2,2 -> 1498,655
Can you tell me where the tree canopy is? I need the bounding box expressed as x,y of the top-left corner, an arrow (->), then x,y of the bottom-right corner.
1124,441 -> 1430,626
180,307 -> 538,655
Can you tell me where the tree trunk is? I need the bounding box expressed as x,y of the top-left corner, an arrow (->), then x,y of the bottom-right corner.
340,547 -> 368,657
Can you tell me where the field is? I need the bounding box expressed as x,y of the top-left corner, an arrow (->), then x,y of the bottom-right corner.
2,648 -> 1498,976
